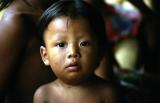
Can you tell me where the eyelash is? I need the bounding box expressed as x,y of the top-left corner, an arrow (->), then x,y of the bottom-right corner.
80,41 -> 90,47
55,42 -> 65,47
55,41 -> 91,48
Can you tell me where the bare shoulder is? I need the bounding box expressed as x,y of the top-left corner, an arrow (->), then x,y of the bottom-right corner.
0,12 -> 29,50
0,10 -> 29,34
95,77 -> 118,103
102,86 -> 118,103
1,8 -> 24,23
33,83 -> 53,103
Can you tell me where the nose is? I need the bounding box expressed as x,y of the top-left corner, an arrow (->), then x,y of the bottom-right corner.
67,44 -> 80,58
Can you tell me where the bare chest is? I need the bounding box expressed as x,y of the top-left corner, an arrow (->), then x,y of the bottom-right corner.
44,91 -> 108,103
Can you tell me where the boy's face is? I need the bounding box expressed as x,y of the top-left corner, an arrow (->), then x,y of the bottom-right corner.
40,16 -> 99,84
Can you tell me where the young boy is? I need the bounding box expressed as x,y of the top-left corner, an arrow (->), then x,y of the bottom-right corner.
34,1 -> 117,103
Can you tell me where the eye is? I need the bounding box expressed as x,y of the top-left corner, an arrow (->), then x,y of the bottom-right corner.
56,42 -> 65,47
80,41 -> 90,47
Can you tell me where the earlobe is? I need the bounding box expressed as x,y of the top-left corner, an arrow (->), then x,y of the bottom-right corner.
40,46 -> 49,66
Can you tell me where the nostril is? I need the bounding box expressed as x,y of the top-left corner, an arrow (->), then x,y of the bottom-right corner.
68,53 -> 80,58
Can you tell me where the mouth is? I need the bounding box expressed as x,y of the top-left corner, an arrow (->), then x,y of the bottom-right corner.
65,63 -> 81,72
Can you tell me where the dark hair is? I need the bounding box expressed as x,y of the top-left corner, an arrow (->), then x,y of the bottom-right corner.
0,0 -> 13,10
38,0 -> 108,57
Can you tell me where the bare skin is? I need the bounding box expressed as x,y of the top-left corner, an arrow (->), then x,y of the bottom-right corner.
34,16 -> 117,103
34,76 -> 116,103
0,0 -> 56,102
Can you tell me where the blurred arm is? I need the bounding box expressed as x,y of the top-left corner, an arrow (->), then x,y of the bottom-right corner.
0,12 -> 28,101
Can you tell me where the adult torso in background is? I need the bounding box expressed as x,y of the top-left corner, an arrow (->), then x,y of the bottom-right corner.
0,0 -> 56,103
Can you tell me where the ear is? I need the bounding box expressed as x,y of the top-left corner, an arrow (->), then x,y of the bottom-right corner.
40,46 -> 50,66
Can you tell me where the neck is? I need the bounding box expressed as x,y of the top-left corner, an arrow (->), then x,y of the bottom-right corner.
55,75 -> 98,89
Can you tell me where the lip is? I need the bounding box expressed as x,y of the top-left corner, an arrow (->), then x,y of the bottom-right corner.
65,63 -> 81,72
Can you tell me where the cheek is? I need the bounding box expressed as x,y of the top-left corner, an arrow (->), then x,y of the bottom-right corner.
82,47 -> 99,63
49,54 -> 64,75
48,49 -> 65,68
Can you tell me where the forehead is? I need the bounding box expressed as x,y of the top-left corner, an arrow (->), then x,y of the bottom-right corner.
46,16 -> 93,33
43,16 -> 96,40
